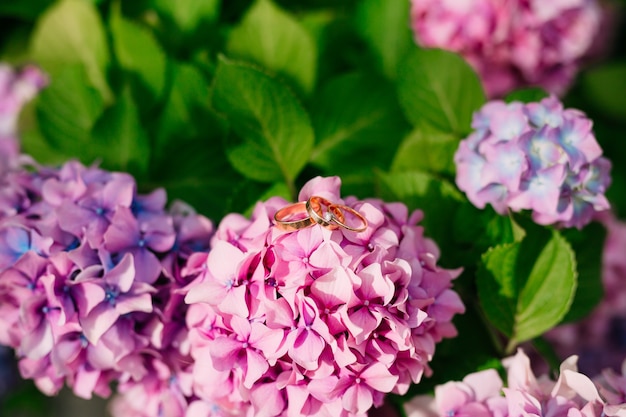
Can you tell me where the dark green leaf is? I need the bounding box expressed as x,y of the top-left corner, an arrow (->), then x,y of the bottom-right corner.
581,62 -> 626,121
397,47 -> 485,135
91,87 -> 151,177
226,0 -> 317,95
211,57 -> 314,190
29,0 -> 112,102
391,123 -> 459,176
505,87 -> 549,104
154,63 -> 211,149
310,72 -> 409,176
376,170 -> 464,266
355,0 -> 411,79
477,229 -> 577,348
110,4 -> 167,100
149,62 -> 242,220
0,0 -> 54,20
561,222 -> 605,322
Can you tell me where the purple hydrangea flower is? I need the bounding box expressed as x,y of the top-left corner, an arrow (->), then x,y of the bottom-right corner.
184,176 -> 465,417
410,0 -> 601,97
455,96 -> 611,229
0,157 -> 214,403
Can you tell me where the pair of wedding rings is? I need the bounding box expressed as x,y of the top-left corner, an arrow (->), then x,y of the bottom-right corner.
274,196 -> 368,233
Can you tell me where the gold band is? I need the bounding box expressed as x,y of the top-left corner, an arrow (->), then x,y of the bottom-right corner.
328,204 -> 368,232
306,196 -> 340,230
273,202 -> 314,231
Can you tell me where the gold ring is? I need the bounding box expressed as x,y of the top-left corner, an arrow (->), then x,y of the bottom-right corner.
306,196 -> 341,230
329,204 -> 368,232
274,202 -> 314,231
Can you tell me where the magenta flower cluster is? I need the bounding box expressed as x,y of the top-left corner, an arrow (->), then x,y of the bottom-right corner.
410,0 -> 601,97
0,64 -> 47,172
404,348 -> 626,417
0,158 -> 214,404
181,176 -> 465,416
454,95 -> 611,228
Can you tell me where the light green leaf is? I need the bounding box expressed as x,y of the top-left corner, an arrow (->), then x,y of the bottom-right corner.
226,0 -> 317,95
110,3 -> 167,100
30,0 -> 112,102
153,0 -> 220,34
310,72 -> 409,175
391,123 -> 459,176
211,57 -> 314,190
397,47 -> 485,134
478,229 -> 577,348
355,0 -> 411,79
34,64 -> 104,160
91,86 -> 151,177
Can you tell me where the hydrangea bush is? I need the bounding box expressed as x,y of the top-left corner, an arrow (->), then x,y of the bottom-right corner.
0,1 -> 625,417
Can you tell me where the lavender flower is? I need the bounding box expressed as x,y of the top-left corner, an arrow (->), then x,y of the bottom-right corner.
0,158 -> 214,403
455,96 -> 611,228
410,0 -> 601,97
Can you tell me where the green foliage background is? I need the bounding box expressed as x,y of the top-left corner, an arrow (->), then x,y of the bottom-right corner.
0,0 -> 625,415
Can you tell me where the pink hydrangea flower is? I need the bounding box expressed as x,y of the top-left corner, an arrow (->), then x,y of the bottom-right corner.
455,96 -> 610,228
405,349 -> 626,417
410,0 -> 601,97
185,176 -> 465,416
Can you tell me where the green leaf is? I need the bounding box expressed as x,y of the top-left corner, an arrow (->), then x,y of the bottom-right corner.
153,0 -> 220,34
561,222 -> 605,322
310,72 -> 409,175
154,63 -> 211,149
355,0 -> 411,79
0,0 -> 54,20
29,0 -> 112,102
91,86 -> 151,177
226,0 -> 317,95
581,62 -> 626,121
477,229 -> 577,348
147,62 -> 246,220
397,47 -> 485,135
33,64 -> 105,161
211,57 -> 314,191
391,123 -> 459,176
376,170 -> 464,266
110,3 -> 167,100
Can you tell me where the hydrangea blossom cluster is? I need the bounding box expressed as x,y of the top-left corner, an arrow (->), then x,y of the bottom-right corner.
410,0 -> 601,97
0,64 -> 47,172
404,349 -> 626,417
183,176 -> 465,416
455,95 -> 611,228
546,212 -> 626,374
0,158 -> 214,407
